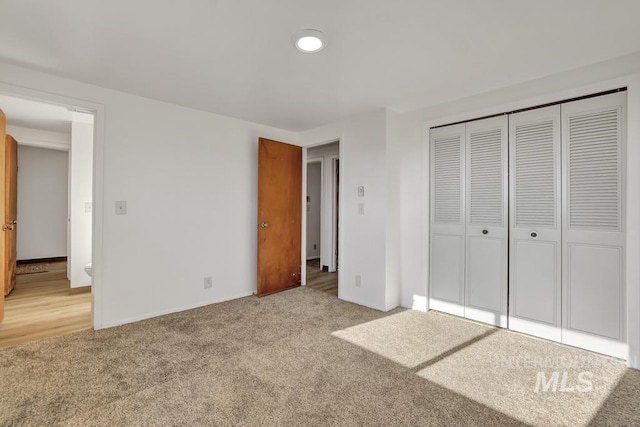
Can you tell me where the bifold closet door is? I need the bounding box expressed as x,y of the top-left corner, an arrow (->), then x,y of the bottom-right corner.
508,106 -> 562,341
562,92 -> 627,359
429,123 -> 465,316
465,116 -> 508,327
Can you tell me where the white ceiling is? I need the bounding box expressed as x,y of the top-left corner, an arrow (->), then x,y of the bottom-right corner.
1,0 -> 639,131
0,94 -> 73,133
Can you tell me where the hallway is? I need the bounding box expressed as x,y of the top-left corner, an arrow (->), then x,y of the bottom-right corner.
306,260 -> 338,296
0,261 -> 92,348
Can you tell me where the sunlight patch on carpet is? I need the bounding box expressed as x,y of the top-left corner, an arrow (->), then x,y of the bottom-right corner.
417,331 -> 627,426
331,310 -> 492,368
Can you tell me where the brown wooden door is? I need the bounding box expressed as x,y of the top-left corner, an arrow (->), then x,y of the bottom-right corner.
257,138 -> 302,296
4,135 -> 17,296
0,110 -> 6,322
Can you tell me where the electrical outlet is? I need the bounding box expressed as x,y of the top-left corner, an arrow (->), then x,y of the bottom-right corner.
358,203 -> 365,215
204,276 -> 213,289
313,243 -> 317,250
355,275 -> 362,288
115,200 -> 127,215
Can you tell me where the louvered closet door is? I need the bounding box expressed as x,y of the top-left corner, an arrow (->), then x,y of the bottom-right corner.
429,123 -> 465,317
562,92 -> 627,359
465,116 -> 508,327
508,106 -> 561,341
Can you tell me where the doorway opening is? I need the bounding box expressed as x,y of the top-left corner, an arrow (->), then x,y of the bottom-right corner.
0,93 -> 95,347
304,141 -> 339,296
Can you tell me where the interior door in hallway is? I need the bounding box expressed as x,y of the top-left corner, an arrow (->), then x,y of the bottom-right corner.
4,135 -> 17,296
464,116 -> 508,327
257,138 -> 302,296
0,110 -> 6,322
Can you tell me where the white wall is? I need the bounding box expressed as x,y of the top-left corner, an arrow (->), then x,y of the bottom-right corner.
305,161 -> 321,259
16,145 -> 68,260
385,110 -> 402,311
390,110 -> 428,312
69,118 -> 94,288
300,111 -> 389,311
0,60 -> 297,327
307,142 -> 339,270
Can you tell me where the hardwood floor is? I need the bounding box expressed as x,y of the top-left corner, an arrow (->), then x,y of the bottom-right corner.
306,260 -> 338,296
0,261 -> 92,348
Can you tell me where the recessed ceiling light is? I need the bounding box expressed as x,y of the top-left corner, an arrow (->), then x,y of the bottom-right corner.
292,29 -> 326,53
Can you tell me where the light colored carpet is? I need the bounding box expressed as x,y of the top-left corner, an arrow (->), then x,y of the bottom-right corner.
333,310 -> 637,426
0,287 -> 638,426
417,326 -> 626,426
332,310 -> 494,368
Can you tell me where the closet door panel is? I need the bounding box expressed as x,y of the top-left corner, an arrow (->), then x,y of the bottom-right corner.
508,106 -> 561,342
567,244 -> 622,340
430,234 -> 464,304
512,240 -> 558,323
429,123 -> 465,316
562,92 -> 627,359
465,116 -> 507,327
466,236 -> 504,314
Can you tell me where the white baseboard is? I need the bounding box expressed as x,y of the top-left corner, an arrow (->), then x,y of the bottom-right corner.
339,294 -> 387,312
98,291 -> 254,329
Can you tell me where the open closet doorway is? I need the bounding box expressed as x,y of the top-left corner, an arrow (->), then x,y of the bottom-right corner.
305,141 -> 339,296
0,93 -> 94,348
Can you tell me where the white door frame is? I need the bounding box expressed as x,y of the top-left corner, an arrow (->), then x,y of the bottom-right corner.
0,81 -> 105,329
305,158 -> 323,261
330,155 -> 339,273
423,73 -> 640,368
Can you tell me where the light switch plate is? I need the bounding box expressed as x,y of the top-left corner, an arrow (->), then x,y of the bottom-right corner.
358,186 -> 365,197
358,202 -> 365,215
115,200 -> 127,215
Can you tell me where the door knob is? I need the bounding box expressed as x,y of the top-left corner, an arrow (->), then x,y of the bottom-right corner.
260,222 -> 269,228
482,229 -> 488,235
530,231 -> 538,238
